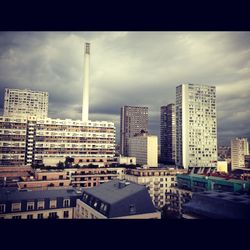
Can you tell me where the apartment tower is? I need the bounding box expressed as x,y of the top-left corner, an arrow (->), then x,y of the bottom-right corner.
176,84 -> 217,169
160,104 -> 176,164
120,106 -> 148,156
231,138 -> 249,169
4,88 -> 48,119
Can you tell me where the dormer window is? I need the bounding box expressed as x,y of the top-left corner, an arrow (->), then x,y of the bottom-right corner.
63,199 -> 70,208
50,199 -> 57,209
27,202 -> 34,211
129,204 -> 136,215
12,203 -> 21,212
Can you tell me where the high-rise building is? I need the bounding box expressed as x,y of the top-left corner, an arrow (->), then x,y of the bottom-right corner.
4,88 -> 48,119
120,106 -> 148,156
231,138 -> 249,169
176,84 -> 217,169
0,43 -> 116,166
128,131 -> 158,167
160,104 -> 176,164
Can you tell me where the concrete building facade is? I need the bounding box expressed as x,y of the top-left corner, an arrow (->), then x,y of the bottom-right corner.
120,106 -> 148,156
4,88 -> 48,119
0,116 -> 115,166
0,187 -> 83,219
176,84 -> 217,169
128,132 -> 158,167
231,137 -> 249,169
124,168 -> 186,209
160,104 -> 176,164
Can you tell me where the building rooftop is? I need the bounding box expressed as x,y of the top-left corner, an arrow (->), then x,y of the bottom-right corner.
0,187 -> 83,202
178,173 -> 249,184
81,179 -> 157,218
183,191 -> 250,219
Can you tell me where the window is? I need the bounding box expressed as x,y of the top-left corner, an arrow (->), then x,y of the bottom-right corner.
49,212 -> 58,219
42,176 -> 47,180
37,201 -> 45,210
59,175 -> 64,180
37,213 -> 43,219
12,203 -> 21,212
64,211 -> 69,218
27,214 -> 33,219
59,182 -> 64,186
12,216 -> 22,219
27,202 -> 34,211
0,204 -> 5,214
129,204 -> 136,215
63,199 -> 70,208
50,199 -> 57,209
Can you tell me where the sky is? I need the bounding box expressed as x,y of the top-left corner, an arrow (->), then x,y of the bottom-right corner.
0,32 -> 249,146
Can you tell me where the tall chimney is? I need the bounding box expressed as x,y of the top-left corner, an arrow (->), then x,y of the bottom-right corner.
82,43 -> 90,121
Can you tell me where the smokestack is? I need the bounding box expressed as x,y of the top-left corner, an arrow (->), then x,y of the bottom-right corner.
82,43 -> 90,121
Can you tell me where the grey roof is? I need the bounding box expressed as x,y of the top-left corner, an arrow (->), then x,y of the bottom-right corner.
82,179 -> 157,218
0,187 -> 83,202
183,191 -> 250,219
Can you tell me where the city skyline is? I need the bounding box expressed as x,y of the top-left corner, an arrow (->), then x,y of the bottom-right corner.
0,32 -> 249,145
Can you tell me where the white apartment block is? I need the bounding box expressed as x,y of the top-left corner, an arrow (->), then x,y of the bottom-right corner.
176,84 -> 217,169
128,132 -> 158,167
124,168 -> 186,208
231,138 -> 249,169
0,116 -> 115,166
4,88 -> 48,119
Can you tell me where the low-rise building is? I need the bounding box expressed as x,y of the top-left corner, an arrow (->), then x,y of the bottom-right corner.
167,172 -> 250,218
75,179 -> 161,219
182,191 -> 250,219
0,187 -> 83,219
69,167 -> 125,188
124,167 -> 186,209
115,155 -> 136,165
217,158 -> 228,173
17,169 -> 71,190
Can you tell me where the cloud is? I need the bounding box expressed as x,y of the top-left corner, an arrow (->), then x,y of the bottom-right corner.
0,31 -> 249,146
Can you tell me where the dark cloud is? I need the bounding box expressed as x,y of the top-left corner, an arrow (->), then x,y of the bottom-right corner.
0,32 -> 249,146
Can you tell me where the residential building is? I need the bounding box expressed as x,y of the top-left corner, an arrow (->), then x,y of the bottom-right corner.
128,131 -> 158,167
160,104 -> 176,164
124,167 -> 187,209
3,88 -> 48,119
17,169 -> 71,190
0,44 -> 116,166
120,106 -> 148,156
182,191 -> 250,219
115,155 -> 136,165
75,179 -> 161,219
167,172 -> 250,217
176,84 -> 217,169
231,137 -> 249,169
69,167 -> 125,188
0,116 -> 116,166
0,187 -> 83,219
245,155 -> 250,168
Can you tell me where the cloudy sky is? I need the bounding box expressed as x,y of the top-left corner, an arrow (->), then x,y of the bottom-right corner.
0,32 -> 249,146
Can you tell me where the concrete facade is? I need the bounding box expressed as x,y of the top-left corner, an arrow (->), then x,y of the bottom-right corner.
176,84 -> 217,169
120,106 -> 148,156
128,132 -> 158,167
231,137 -> 249,169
